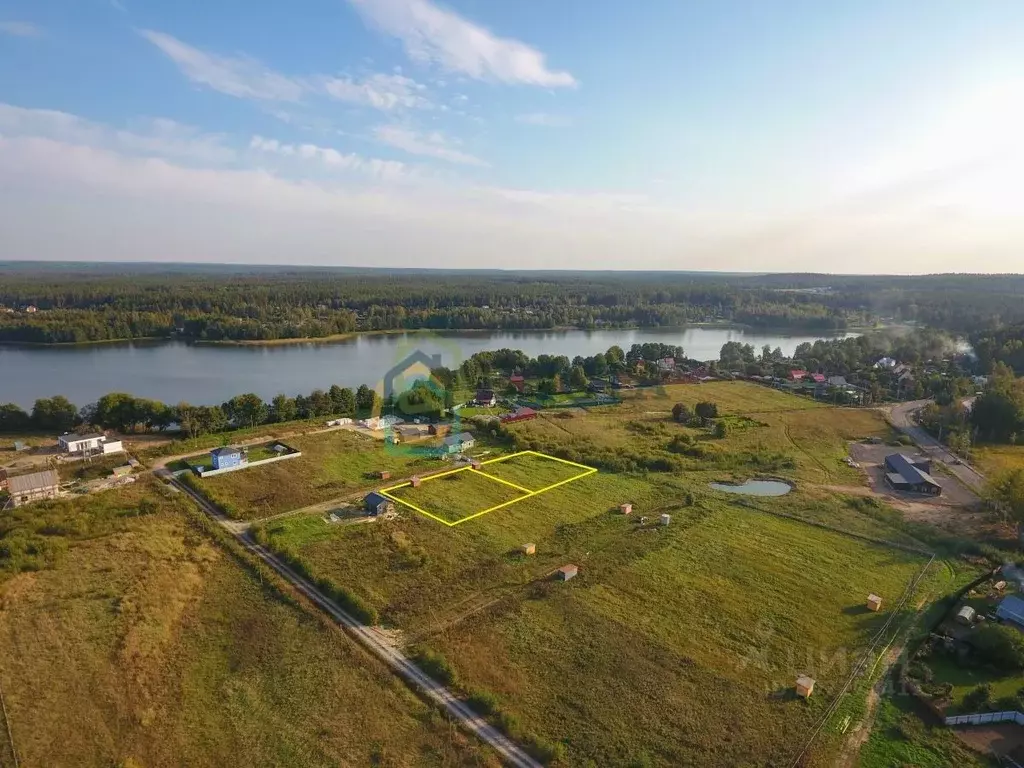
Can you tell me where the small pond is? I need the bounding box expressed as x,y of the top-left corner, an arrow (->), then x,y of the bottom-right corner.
708,479 -> 793,497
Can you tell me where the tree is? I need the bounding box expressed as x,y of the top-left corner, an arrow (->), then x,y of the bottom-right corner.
31,395 -> 78,432
695,401 -> 719,420
225,393 -> 268,429
671,403 -> 692,424
271,394 -> 297,423
355,384 -> 380,415
987,468 -> 1024,540
329,385 -> 355,416
713,420 -> 729,439
569,365 -> 589,390
972,624 -> 1024,672
0,403 -> 31,432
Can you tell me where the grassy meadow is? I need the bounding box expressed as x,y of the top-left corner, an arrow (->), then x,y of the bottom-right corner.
0,481 -> 496,768
388,467 -> 529,524
251,382 -> 957,765
972,443 -> 1024,478
197,429 -> 449,519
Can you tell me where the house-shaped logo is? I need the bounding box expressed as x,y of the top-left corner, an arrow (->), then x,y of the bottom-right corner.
381,350 -> 443,398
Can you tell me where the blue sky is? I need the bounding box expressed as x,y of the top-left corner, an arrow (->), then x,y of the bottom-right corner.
2,1 -> 1024,271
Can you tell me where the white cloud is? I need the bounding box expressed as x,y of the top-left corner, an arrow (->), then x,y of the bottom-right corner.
140,30 -> 305,102
323,72 -> 431,110
0,20 -> 42,37
347,0 -> 577,87
250,135 -> 408,180
515,112 -> 570,127
373,125 -> 486,166
0,103 -> 235,164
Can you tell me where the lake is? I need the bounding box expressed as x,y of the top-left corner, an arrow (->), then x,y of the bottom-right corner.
0,327 -> 855,408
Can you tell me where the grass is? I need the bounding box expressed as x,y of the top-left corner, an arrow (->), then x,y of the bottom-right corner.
0,480 -> 496,768
972,443 -> 1024,477
387,467 -> 530,524
858,697 -> 995,768
197,429 -> 449,519
928,656 -> 1024,712
474,452 -> 590,491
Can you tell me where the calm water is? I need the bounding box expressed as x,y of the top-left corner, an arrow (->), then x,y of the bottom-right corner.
0,327 -> 854,408
709,479 -> 793,496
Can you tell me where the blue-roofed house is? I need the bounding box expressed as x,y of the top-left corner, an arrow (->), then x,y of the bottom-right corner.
211,446 -> 243,470
884,454 -> 941,495
364,492 -> 395,517
996,595 -> 1024,630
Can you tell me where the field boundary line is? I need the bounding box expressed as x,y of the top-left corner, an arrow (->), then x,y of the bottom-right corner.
378,488 -> 457,527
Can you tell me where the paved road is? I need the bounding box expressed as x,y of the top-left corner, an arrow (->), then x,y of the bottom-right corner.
168,474 -> 541,768
888,400 -> 985,491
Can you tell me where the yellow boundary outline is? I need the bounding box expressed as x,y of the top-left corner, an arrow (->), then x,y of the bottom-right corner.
378,450 -> 597,527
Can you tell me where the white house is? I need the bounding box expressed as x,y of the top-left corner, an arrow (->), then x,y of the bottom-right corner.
58,433 -> 123,455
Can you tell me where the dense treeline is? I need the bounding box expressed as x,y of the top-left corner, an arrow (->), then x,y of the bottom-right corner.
0,266 -> 857,343
971,324 -> 1024,375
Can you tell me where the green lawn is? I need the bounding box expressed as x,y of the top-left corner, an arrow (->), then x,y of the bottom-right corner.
474,451 -> 592,492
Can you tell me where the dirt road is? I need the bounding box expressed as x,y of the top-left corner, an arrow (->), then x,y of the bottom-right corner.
168,473 -> 541,768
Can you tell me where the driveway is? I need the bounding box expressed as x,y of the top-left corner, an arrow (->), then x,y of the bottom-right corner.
888,400 -> 985,491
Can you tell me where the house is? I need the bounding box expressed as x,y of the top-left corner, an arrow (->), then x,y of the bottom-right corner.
7,469 -> 60,507
789,369 -> 808,381
557,564 -> 578,581
656,357 -> 676,372
810,373 -> 827,384
58,433 -> 106,454
996,595 -> 1024,629
211,446 -> 244,470
474,389 -> 496,407
828,376 -> 848,387
501,406 -> 537,423
509,374 -> 525,392
364,492 -> 395,517
441,432 -> 475,454
884,454 -> 941,495
874,357 -> 898,370
795,675 -> 815,698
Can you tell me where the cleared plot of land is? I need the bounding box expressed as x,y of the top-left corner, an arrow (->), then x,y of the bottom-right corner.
198,429 -> 446,519
0,482 -> 492,768
474,451 -> 590,492
972,444 -> 1024,477
387,468 -> 529,524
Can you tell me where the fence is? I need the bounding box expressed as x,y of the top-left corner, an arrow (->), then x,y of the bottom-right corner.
946,710 -> 1024,726
196,450 -> 302,477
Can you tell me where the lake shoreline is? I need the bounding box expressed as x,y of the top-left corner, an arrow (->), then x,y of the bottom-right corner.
0,321 -> 865,349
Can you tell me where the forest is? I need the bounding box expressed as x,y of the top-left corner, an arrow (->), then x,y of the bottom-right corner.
0,264 -> 858,344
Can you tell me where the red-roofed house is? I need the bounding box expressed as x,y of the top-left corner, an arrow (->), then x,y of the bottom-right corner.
789,370 -> 808,380
810,373 -> 826,383
501,406 -> 537,423
509,374 -> 525,392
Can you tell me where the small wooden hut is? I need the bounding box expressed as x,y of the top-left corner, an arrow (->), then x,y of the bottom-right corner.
795,675 -> 815,698
867,594 -> 883,612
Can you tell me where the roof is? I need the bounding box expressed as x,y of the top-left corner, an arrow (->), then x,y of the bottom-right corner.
364,492 -> 390,507
442,432 -> 475,446
509,374 -> 524,381
885,453 -> 940,488
558,564 -> 578,574
796,675 -> 815,687
810,373 -> 826,382
790,369 -> 808,378
8,469 -> 60,495
997,595 -> 1024,625
211,446 -> 242,457
62,432 -> 105,443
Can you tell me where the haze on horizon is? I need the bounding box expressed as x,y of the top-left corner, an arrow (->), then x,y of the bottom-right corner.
1,1 -> 1023,274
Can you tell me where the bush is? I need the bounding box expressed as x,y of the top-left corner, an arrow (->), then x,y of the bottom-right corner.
695,401 -> 719,420
972,624 -> 1024,672
410,646 -> 457,686
712,420 -> 729,439
467,690 -> 500,716
963,684 -> 992,711
671,403 -> 692,423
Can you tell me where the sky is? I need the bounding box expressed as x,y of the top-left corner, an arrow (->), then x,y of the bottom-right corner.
1,1 -> 1024,272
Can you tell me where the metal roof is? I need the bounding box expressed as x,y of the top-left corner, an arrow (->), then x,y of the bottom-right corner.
885,453 -> 940,488
61,433 -> 105,443
211,447 -> 241,456
997,595 -> 1024,626
442,432 -> 474,446
8,469 -> 59,495
364,492 -> 390,507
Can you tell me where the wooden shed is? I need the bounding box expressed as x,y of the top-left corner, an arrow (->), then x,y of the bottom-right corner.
410,476 -> 421,488
867,594 -> 883,612
557,564 -> 578,581
795,675 -> 815,698
521,543 -> 536,556
660,513 -> 671,526
469,459 -> 482,470
619,503 -> 632,515
378,470 -> 391,481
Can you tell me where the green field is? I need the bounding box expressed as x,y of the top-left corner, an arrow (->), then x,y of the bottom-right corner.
251,383 -> 954,765
0,481 -> 494,768
387,467 -> 530,524
474,451 -> 591,491
197,429 -> 449,519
